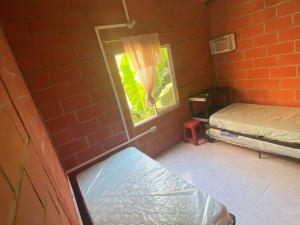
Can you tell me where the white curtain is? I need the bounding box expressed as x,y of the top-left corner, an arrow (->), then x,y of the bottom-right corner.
121,33 -> 162,107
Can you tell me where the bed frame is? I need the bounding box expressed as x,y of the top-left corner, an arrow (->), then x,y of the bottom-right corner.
206,103 -> 300,160
208,125 -> 300,150
208,125 -> 300,159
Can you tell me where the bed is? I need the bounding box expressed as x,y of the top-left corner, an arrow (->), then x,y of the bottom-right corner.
76,147 -> 235,225
207,103 -> 300,159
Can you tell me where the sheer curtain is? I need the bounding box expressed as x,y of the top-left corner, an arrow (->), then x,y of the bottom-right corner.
121,33 -> 162,107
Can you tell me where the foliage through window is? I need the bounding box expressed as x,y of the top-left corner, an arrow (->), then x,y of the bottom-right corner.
115,46 -> 178,125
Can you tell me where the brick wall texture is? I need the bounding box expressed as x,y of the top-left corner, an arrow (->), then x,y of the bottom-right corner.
208,0 -> 300,106
0,0 -> 215,170
1,0 -> 300,224
0,29 -> 81,225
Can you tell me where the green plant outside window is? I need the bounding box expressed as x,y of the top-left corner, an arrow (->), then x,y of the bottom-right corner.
115,46 -> 178,125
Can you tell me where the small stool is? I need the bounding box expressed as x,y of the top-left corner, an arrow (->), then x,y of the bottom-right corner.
183,120 -> 201,146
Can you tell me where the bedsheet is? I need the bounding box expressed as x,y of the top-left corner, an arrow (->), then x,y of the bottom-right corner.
209,103 -> 300,144
76,147 -> 234,225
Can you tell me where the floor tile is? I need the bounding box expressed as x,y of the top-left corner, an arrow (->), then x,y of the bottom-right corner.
157,142 -> 300,225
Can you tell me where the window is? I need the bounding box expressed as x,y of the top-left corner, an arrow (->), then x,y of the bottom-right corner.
115,45 -> 178,126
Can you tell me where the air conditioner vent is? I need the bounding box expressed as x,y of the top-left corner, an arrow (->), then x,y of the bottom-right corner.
209,33 -> 236,55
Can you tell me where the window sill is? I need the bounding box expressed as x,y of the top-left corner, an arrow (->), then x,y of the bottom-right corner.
133,103 -> 180,128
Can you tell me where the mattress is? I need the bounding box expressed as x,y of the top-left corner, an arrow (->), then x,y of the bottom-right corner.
207,128 -> 300,159
209,103 -> 300,145
76,147 -> 234,225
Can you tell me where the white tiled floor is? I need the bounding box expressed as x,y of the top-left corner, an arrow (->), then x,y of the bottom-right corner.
157,141 -> 300,225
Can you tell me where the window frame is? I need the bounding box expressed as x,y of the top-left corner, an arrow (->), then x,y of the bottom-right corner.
115,44 -> 180,127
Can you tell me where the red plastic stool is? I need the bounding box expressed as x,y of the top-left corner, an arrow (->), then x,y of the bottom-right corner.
183,120 -> 201,146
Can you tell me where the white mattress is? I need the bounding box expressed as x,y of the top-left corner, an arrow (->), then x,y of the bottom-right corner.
76,147 -> 234,225
209,103 -> 300,145
207,128 -> 300,159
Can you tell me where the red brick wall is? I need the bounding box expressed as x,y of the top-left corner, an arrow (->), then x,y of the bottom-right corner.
208,0 -> 300,106
0,0 -> 214,170
0,29 -> 80,225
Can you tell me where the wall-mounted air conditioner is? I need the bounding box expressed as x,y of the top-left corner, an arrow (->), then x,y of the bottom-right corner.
209,33 -> 236,55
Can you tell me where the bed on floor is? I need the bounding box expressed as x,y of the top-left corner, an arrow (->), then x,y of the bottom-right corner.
207,103 -> 300,159
76,147 -> 235,225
